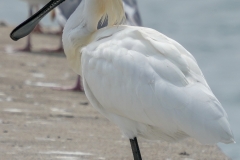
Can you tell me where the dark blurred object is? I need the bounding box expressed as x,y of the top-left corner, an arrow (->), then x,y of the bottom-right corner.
123,0 -> 142,26
0,21 -> 8,27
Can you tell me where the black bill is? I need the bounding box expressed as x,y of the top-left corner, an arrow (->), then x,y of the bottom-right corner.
10,0 -> 65,41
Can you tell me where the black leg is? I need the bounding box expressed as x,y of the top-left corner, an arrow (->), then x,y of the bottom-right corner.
130,137 -> 142,160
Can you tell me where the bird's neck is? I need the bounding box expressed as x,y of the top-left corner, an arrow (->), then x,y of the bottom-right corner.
62,0 -> 125,75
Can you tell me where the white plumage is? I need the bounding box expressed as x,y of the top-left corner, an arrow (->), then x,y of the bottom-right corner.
81,26 -> 233,144
62,0 -> 234,145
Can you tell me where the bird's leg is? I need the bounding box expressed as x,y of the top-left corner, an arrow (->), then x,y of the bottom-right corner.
130,137 -> 142,160
41,27 -> 64,53
52,75 -> 84,92
71,75 -> 85,92
21,34 -> 32,52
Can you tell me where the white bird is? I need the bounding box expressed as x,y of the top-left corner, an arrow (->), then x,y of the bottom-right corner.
10,0 -> 235,159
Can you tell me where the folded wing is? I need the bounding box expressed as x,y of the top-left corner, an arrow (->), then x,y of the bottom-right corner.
82,26 -> 234,144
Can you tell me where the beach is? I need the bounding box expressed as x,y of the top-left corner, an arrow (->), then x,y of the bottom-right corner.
0,26 -> 230,160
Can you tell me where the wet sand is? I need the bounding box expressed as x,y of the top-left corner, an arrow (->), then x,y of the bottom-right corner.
0,26 -> 229,160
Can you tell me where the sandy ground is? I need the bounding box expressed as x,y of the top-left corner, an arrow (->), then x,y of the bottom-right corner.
0,26 -> 229,160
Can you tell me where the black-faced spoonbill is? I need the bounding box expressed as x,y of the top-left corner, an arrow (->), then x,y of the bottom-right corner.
10,0 -> 235,159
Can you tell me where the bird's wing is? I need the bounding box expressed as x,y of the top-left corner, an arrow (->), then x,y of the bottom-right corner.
138,27 -> 211,89
82,26 -> 233,144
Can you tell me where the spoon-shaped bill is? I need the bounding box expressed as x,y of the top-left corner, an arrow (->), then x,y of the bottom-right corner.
10,0 -> 65,41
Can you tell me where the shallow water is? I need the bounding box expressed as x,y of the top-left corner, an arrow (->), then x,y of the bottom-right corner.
1,0 -> 240,159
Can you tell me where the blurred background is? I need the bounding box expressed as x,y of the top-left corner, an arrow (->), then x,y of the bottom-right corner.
0,0 -> 239,159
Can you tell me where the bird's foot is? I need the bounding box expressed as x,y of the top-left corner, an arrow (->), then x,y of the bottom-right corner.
41,47 -> 64,53
44,30 -> 62,36
52,85 -> 84,92
15,45 -> 32,52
